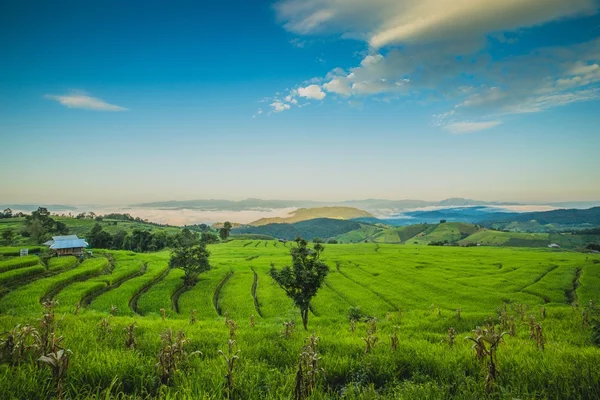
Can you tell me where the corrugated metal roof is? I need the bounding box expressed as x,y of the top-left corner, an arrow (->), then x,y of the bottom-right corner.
50,239 -> 88,249
52,235 -> 79,241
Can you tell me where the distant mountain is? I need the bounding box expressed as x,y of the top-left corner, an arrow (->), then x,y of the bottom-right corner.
232,218 -> 362,240
131,198 -> 326,210
481,207 -> 600,230
354,206 -> 518,226
130,197 -> 522,212
250,207 -> 373,226
0,204 -> 78,212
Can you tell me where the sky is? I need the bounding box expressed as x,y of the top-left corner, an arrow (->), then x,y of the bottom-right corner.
1,0 -> 599,205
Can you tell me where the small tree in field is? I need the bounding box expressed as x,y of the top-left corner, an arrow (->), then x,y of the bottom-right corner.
2,229 -> 15,246
269,238 -> 329,330
169,244 -> 211,286
219,221 -> 233,241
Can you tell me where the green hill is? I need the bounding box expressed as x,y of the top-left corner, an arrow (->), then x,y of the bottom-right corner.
232,218 -> 362,240
249,206 -> 373,226
372,224 -> 430,243
405,222 -> 482,245
484,206 -> 600,231
0,216 -> 182,247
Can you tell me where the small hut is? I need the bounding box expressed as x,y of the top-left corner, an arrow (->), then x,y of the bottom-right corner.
44,235 -> 89,256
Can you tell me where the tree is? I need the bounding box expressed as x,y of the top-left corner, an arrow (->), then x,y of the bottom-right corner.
177,228 -> 198,247
269,238 -> 329,330
27,219 -> 47,244
2,208 -> 12,219
87,223 -> 112,249
219,221 -> 233,241
1,229 -> 15,246
112,230 -> 127,249
200,232 -> 219,244
169,244 -> 211,286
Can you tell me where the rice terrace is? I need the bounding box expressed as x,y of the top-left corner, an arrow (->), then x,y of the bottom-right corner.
3,0 -> 600,398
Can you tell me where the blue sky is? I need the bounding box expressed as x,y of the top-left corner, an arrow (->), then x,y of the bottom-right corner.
1,0 -> 599,204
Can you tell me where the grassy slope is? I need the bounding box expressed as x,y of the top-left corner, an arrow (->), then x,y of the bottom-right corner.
0,242 -> 598,399
249,206 -> 373,226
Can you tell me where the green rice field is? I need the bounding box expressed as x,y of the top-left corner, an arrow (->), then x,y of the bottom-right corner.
0,241 -> 599,399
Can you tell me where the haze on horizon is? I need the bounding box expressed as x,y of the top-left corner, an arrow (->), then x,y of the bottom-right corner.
1,1 -> 599,205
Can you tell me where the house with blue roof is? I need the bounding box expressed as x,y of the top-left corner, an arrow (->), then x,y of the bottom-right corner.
44,235 -> 89,256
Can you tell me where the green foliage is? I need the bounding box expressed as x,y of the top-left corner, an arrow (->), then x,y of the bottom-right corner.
219,221 -> 233,241
269,239 -> 329,329
1,229 -> 15,246
21,207 -> 69,244
347,306 -> 365,321
169,244 -> 211,286
200,232 -> 219,244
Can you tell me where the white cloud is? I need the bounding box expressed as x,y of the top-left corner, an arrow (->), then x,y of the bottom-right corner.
45,91 -> 127,111
324,77 -> 352,96
284,95 -> 298,104
445,120 -> 501,134
297,84 -> 327,100
270,101 -> 291,112
275,0 -> 596,49
270,0 -> 600,131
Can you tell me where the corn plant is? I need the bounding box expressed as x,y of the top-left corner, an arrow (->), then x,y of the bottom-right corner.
160,308 -> 166,322
499,311 -> 516,336
390,326 -> 399,351
156,329 -> 200,385
124,322 -> 136,350
74,302 -> 81,315
282,321 -> 295,338
533,323 -> 545,350
190,309 -> 197,325
38,347 -> 71,400
512,303 -> 528,321
110,305 -> 118,316
447,327 -> 456,347
39,300 -> 58,354
218,339 -> 240,399
349,319 -> 356,333
465,323 -> 508,393
294,334 -> 323,400
528,315 -> 537,340
456,308 -> 462,320
227,319 -> 238,339
249,315 -> 255,328
362,320 -> 378,353
97,317 -> 112,342
540,305 -> 546,319
0,324 -> 41,364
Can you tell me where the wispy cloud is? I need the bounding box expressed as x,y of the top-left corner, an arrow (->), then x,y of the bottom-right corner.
445,121 -> 501,134
275,0 -> 595,49
269,0 -> 600,132
45,91 -> 127,111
